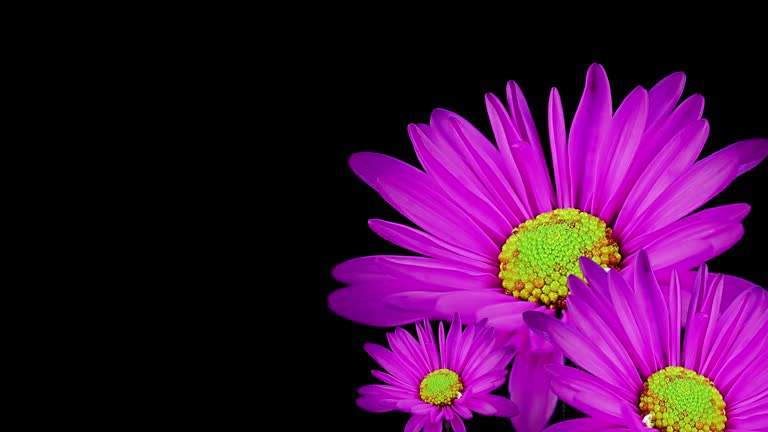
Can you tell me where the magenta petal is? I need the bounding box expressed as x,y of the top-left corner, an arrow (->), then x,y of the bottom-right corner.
485,92 -> 535,218
373,255 -> 499,289
593,86 -> 648,220
377,173 -> 499,258
476,301 -> 539,334
434,291 -> 517,324
405,414 -> 429,432
646,71 -> 686,130
622,204 -> 749,254
368,219 -> 498,270
409,123 -> 520,236
508,333 -> 563,432
548,87 -> 571,208
328,283 -> 435,326
619,150 -> 740,240
332,256 -> 396,284
546,364 -> 637,423
543,418 -> 621,432
506,80 -> 554,213
615,119 -> 709,234
523,310 -> 636,391
568,63 -> 612,212
707,137 -> 768,177
462,393 -> 519,417
349,151 -> 424,192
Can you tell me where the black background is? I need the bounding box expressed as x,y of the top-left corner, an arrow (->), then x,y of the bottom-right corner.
298,41 -> 767,431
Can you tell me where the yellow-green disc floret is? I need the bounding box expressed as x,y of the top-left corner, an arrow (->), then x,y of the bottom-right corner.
639,366 -> 726,432
419,368 -> 464,407
498,208 -> 620,309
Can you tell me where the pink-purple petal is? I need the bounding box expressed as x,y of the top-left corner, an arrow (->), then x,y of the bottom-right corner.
548,87 -> 570,208
646,71 -> 686,130
568,63 -> 612,212
508,334 -> 563,432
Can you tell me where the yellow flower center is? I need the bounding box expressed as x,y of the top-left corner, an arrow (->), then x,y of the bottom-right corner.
419,368 -> 464,407
639,366 -> 726,432
498,208 -> 620,309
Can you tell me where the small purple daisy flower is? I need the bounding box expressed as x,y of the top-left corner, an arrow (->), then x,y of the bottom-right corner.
329,63 -> 767,431
357,314 -> 518,432
523,251 -> 768,431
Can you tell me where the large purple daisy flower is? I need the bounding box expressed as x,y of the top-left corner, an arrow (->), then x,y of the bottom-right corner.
523,251 -> 768,431
328,63 -> 767,431
357,314 -> 518,432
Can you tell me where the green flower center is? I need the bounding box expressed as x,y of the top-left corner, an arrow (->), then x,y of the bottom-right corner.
639,366 -> 726,432
419,368 -> 464,407
498,208 -> 620,309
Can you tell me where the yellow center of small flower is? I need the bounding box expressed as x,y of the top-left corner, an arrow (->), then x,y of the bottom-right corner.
419,368 -> 464,407
498,208 -> 620,309
639,366 -> 726,432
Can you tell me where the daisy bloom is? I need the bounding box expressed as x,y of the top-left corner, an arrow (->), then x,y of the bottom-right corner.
523,251 -> 768,431
356,314 -> 518,432
328,63 -> 768,431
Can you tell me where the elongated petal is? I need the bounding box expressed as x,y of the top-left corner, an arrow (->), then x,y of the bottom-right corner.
615,119 -> 709,232
619,150 -> 739,240
368,219 -> 498,270
548,87 -> 570,208
568,63 -> 612,211
594,86 -> 648,220
646,71 -> 686,130
508,332 -> 562,432
377,173 -> 500,257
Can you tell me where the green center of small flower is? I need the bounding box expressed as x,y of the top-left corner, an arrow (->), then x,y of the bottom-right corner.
498,208 -> 620,309
639,366 -> 727,432
419,368 -> 464,407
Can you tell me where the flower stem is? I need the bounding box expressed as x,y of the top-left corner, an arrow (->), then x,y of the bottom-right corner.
442,418 -> 452,432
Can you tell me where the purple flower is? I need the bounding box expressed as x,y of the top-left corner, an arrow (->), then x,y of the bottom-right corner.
523,251 -> 768,431
329,63 -> 768,431
357,314 -> 518,432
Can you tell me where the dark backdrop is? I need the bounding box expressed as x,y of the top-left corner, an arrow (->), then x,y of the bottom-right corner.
301,44 -> 767,431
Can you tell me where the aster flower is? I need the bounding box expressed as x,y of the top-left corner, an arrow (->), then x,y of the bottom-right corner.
328,63 -> 768,431
356,314 -> 518,432
523,251 -> 768,431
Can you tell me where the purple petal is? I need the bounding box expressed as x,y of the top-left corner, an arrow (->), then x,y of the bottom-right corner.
463,393 -> 519,418
409,124 -> 520,237
368,219 -> 498,270
349,151 -> 424,192
364,343 -> 422,384
646,71 -> 686,130
328,282 -> 437,326
622,204 -> 749,254
377,173 -> 500,257
543,418 -> 622,432
506,80 -> 554,213
405,414 -> 429,432
614,119 -> 709,233
548,87 -> 571,208
619,149 -> 739,240
476,300 -> 540,334
448,416 -> 466,432
434,291 -> 520,325
332,256 -> 396,284
485,92 -> 535,218
508,333 -> 563,432
371,255 -> 499,289
568,63 -> 612,212
608,94 -> 704,217
566,294 -> 643,394
707,138 -> 768,177
593,86 -> 648,220
523,310 -> 637,391
546,364 -> 638,423
446,116 -> 533,225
